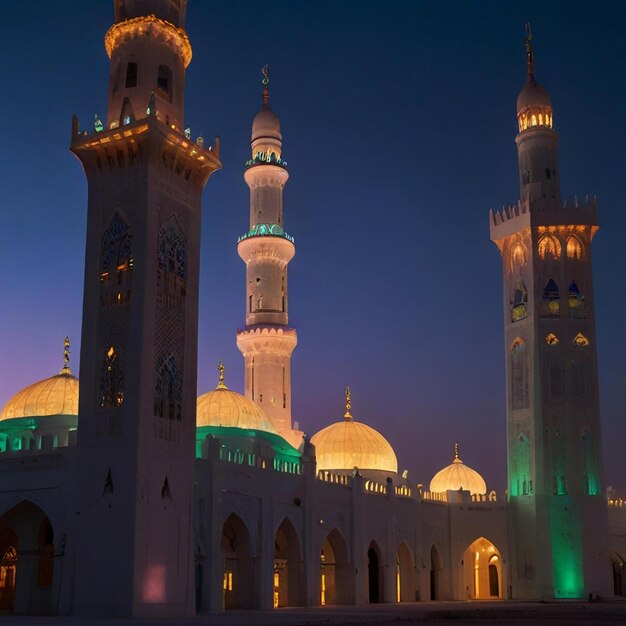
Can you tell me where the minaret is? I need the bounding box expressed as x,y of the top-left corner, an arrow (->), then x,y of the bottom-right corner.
490,25 -> 611,599
236,68 -> 301,448
70,0 -> 220,617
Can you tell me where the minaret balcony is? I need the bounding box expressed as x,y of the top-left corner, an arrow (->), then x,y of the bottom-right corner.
237,229 -> 295,265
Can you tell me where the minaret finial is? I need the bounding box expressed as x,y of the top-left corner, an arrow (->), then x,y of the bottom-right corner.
61,336 -> 71,374
454,442 -> 460,461
217,361 -> 228,389
261,65 -> 270,105
525,22 -> 534,80
344,386 -> 353,420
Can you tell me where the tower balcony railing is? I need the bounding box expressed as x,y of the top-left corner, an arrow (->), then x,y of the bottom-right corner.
238,223 -> 295,244
245,152 -> 288,169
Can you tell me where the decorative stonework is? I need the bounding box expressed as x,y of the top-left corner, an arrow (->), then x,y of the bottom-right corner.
154,218 -> 187,434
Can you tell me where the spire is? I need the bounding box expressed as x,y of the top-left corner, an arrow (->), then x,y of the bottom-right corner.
216,361 -> 228,390
453,442 -> 461,462
61,336 -> 72,374
261,65 -> 270,105
525,22 -> 534,80
344,386 -> 353,421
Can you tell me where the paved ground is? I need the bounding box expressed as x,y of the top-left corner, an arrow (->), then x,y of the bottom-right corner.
1,601 -> 626,626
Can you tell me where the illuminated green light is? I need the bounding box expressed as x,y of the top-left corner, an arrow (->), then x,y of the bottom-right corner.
550,498 -> 584,598
238,223 -> 294,244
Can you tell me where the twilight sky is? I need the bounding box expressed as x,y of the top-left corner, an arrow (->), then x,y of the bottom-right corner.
0,1 -> 625,495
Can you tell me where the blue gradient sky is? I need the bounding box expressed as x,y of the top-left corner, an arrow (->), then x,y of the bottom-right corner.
1,1 -> 625,494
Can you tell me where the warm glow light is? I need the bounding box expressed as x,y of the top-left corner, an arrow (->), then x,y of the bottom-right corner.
538,235 -> 561,260
142,564 -> 166,603
546,333 -> 559,346
104,15 -> 192,68
566,236 -> 583,260
574,333 -> 589,347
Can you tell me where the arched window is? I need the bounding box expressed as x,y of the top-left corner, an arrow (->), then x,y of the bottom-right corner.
511,339 -> 529,410
510,243 -> 527,272
158,219 -> 187,279
538,235 -> 561,260
100,212 -> 133,284
511,280 -> 528,322
100,345 -> 124,408
542,279 -> 560,317
154,353 -> 182,421
511,434 -> 532,496
566,236 -> 583,260
568,281 -> 585,318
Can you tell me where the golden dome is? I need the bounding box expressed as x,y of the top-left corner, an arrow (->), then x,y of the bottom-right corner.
1,338 -> 79,421
311,388 -> 398,473
429,444 -> 487,495
196,363 -> 276,433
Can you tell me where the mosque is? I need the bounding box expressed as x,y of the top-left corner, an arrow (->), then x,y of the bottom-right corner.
0,0 -> 625,617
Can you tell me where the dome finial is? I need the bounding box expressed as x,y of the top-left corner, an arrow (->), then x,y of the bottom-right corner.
261,64 -> 270,104
525,22 -> 534,80
61,336 -> 72,374
344,386 -> 353,421
454,442 -> 460,461
217,361 -> 228,390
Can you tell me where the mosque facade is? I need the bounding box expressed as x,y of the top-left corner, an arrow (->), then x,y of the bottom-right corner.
0,0 -> 625,617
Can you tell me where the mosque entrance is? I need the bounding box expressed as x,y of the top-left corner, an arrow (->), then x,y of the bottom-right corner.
220,513 -> 254,609
368,542 -> 382,603
320,528 -> 351,605
274,518 -> 303,607
463,537 -> 502,599
430,545 -> 441,600
396,541 -> 416,601
0,501 -> 54,614
612,553 -> 626,596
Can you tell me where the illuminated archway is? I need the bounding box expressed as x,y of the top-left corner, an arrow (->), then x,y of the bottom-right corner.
396,541 -> 415,602
462,537 -> 502,599
0,501 -> 55,614
220,513 -> 254,609
320,528 -> 350,606
274,517 -> 303,607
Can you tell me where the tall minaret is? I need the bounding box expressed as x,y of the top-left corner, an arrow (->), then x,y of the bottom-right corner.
70,0 -> 221,617
236,69 -> 301,448
490,25 -> 611,600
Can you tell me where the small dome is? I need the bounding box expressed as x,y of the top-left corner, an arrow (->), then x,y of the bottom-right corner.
1,368 -> 78,420
311,388 -> 398,473
429,444 -> 487,495
196,364 -> 276,433
517,78 -> 552,115
252,105 -> 281,144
